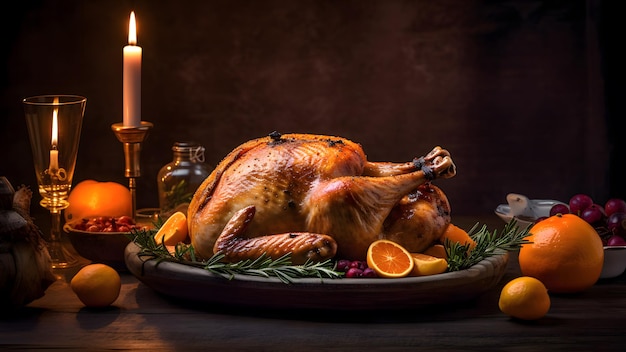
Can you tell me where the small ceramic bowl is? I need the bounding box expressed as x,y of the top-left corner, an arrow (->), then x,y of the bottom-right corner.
64,223 -> 133,271
600,245 -> 626,279
495,194 -> 566,228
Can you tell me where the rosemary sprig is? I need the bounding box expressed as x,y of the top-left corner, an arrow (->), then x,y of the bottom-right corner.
445,219 -> 531,272
130,218 -> 531,282
201,252 -> 342,283
129,227 -> 342,283
163,180 -> 194,212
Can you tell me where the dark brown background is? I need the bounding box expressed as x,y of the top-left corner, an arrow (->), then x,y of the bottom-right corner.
1,0 -> 624,227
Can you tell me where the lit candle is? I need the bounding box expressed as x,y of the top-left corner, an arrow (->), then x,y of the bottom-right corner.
49,97 -> 59,172
123,11 -> 142,127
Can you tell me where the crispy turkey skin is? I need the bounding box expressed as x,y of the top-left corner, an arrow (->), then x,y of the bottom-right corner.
188,132 -> 456,263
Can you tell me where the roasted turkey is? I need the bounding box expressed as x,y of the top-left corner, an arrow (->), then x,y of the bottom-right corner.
187,132 -> 456,263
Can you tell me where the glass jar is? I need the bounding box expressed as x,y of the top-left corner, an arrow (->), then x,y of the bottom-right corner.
157,142 -> 213,219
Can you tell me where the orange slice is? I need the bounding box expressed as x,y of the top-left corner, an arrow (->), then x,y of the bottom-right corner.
410,253 -> 448,276
423,244 -> 447,259
440,223 -> 477,251
154,211 -> 188,246
366,239 -> 414,278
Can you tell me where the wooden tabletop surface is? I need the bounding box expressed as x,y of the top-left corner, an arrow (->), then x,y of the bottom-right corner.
2,216 -> 626,351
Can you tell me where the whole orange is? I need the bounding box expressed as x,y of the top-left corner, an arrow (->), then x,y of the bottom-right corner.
65,180 -> 132,223
518,213 -> 604,293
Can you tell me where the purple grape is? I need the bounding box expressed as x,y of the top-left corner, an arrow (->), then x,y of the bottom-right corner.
549,203 -> 570,217
605,198 -> 626,217
345,267 -> 363,278
569,194 -> 593,215
580,204 -> 604,225
347,261 -> 361,270
606,234 -> 626,246
336,259 -> 351,271
607,212 -> 626,237
362,268 -> 378,278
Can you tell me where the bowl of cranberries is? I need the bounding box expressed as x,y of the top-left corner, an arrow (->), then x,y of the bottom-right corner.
64,215 -> 150,271
545,194 -> 626,279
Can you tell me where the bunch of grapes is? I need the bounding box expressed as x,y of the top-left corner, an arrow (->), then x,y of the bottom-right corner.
548,194 -> 626,247
335,259 -> 378,278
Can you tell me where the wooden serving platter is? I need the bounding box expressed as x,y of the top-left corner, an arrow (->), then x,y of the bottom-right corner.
125,242 -> 508,311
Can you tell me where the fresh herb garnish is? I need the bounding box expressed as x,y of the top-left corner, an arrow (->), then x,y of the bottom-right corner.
130,218 -> 531,282
201,252 -> 342,283
129,227 -> 342,283
445,219 -> 531,272
163,180 -> 194,213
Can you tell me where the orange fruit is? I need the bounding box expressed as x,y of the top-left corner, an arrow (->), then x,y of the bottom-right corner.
154,211 -> 188,246
518,213 -> 604,293
423,244 -> 447,259
65,180 -> 132,222
410,253 -> 448,276
499,276 -> 550,320
70,264 -> 121,308
366,240 -> 414,278
440,223 -> 477,251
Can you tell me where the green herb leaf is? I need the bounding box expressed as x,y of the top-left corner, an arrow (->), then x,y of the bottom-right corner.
130,218 -> 531,283
163,180 -> 193,212
130,227 -> 343,283
445,219 -> 531,272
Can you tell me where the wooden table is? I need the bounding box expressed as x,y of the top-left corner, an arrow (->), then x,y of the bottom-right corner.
2,216 -> 626,351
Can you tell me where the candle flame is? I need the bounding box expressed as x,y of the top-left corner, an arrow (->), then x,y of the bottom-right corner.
51,97 -> 59,148
128,11 -> 137,46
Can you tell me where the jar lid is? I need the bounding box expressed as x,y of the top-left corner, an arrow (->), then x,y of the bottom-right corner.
172,141 -> 205,162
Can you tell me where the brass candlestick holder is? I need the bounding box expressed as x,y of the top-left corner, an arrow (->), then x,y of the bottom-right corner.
111,121 -> 153,219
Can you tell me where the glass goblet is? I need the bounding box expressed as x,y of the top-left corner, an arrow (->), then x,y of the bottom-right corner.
23,95 -> 86,269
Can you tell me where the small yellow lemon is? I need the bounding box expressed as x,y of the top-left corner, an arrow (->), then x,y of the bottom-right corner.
499,276 -> 550,320
70,264 -> 121,308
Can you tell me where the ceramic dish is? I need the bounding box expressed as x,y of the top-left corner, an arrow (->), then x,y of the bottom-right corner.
125,242 -> 509,311
495,193 -> 566,228
64,224 -> 131,271
600,245 -> 626,279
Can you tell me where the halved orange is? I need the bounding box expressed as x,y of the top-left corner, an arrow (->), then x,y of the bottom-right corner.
366,239 -> 414,278
410,253 -> 448,276
154,211 -> 188,246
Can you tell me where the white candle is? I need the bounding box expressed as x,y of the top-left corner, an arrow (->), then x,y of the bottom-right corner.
50,98 -> 59,171
49,149 -> 59,172
123,11 -> 142,127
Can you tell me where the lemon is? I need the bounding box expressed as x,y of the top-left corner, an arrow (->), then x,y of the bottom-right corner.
499,276 -> 550,320
70,264 -> 121,308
